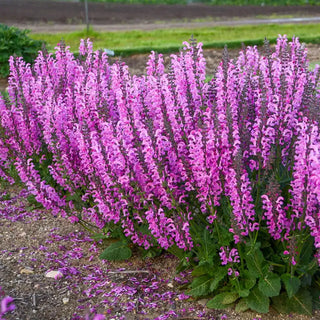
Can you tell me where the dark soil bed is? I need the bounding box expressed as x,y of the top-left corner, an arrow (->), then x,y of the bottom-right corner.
1,0 -> 320,25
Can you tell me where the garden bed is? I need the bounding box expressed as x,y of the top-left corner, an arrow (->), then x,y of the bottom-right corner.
1,188 -> 319,319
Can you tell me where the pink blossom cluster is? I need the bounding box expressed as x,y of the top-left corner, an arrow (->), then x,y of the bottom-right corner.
0,36 -> 320,264
219,247 -> 240,265
219,246 -> 240,277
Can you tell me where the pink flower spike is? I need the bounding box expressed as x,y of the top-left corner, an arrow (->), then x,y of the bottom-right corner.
69,216 -> 79,224
92,315 -> 106,320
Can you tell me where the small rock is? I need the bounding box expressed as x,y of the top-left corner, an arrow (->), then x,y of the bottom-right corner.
197,299 -> 208,306
167,282 -> 174,288
20,267 -> 34,275
62,297 -> 69,304
45,270 -> 63,279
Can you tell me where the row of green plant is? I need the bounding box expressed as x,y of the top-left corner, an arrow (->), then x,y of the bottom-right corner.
0,24 -> 44,78
30,23 -> 320,55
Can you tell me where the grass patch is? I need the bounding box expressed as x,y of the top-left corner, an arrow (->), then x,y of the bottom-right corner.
31,23 -> 320,56
309,61 -> 320,70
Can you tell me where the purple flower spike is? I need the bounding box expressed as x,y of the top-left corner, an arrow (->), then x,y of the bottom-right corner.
92,315 -> 106,320
1,296 -> 15,315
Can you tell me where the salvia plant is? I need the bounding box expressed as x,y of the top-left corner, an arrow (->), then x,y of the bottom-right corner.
0,35 -> 320,315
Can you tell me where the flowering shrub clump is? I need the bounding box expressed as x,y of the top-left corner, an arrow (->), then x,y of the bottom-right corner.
0,35 -> 320,314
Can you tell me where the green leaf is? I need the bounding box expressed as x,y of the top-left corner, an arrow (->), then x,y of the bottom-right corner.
258,272 -> 281,297
99,241 -> 132,261
306,259 -> 319,276
141,246 -> 162,259
289,288 -> 313,316
200,227 -> 216,260
235,299 -> 249,312
238,289 -> 250,298
192,262 -> 214,277
92,233 -> 107,241
242,270 -> 256,290
219,225 -> 233,246
246,248 -> 268,278
299,236 -> 314,265
272,292 -> 291,314
207,292 -> 235,310
189,275 -> 212,297
168,244 -> 186,260
281,273 -> 301,298
247,286 -> 269,313
209,267 -> 227,292
311,286 -> 320,310
222,292 -> 239,304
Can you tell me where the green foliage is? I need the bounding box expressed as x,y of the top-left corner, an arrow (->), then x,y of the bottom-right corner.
281,274 -> 301,298
289,289 -> 313,316
170,179 -> 320,315
245,244 -> 269,278
235,299 -> 249,312
207,292 -> 238,310
273,289 -> 313,315
0,163 -> 20,189
26,194 -> 44,211
258,273 -> 281,297
99,241 -> 132,261
0,24 -> 44,78
247,286 -> 270,313
189,267 -> 227,297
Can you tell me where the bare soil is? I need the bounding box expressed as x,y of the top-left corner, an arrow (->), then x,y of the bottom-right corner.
1,1 -> 320,26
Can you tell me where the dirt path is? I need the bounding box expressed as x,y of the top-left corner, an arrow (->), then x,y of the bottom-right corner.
9,15 -> 320,34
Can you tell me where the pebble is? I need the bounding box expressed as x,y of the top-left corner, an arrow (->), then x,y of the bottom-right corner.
62,297 -> 69,304
45,270 -> 63,279
197,299 -> 208,306
20,267 -> 34,275
167,282 -> 174,288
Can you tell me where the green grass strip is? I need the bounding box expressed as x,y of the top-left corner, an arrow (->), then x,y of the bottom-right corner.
31,23 -> 320,56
